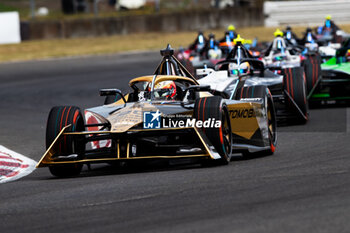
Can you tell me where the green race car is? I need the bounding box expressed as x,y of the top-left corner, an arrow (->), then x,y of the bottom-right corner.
308,53 -> 350,106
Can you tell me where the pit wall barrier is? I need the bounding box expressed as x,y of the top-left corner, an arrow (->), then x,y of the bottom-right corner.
20,6 -> 263,40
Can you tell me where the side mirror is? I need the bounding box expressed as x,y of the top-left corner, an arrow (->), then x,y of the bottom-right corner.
100,89 -> 127,105
100,88 -> 122,96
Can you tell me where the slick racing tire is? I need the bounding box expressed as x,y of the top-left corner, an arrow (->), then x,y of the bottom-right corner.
46,106 -> 85,177
194,96 -> 232,165
236,85 -> 277,157
303,54 -> 322,94
283,67 -> 308,124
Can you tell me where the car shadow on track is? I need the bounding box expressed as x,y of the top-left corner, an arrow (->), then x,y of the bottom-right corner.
309,101 -> 350,109
230,152 -> 273,161
43,160 -> 207,180
35,153 -> 275,180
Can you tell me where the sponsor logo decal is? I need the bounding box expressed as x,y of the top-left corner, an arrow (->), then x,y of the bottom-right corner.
229,109 -> 255,118
143,111 -> 221,129
143,110 -> 161,129
162,118 -> 221,128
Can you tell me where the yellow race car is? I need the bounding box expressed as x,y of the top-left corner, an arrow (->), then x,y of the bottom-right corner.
37,45 -> 277,177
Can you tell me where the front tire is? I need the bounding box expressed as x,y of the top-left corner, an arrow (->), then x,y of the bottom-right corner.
236,85 -> 277,157
46,106 -> 85,177
194,96 -> 232,165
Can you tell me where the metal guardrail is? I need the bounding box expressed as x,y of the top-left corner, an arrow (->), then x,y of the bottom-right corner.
264,0 -> 350,26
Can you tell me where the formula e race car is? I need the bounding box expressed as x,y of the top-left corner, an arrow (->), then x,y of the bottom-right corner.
263,31 -> 322,96
314,29 -> 349,61
308,54 -> 350,106
199,37 -> 309,124
37,45 -> 277,177
175,32 -> 224,76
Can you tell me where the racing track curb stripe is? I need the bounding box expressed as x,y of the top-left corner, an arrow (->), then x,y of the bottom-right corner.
0,145 -> 36,184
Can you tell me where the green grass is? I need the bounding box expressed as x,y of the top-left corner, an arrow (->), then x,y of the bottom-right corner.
0,3 -> 19,12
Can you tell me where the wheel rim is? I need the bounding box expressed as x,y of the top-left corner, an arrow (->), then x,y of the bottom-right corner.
267,99 -> 276,149
221,108 -> 232,157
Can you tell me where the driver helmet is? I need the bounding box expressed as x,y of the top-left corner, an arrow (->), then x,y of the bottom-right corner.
274,29 -> 284,38
227,25 -> 236,31
154,81 -> 177,100
325,15 -> 332,28
227,25 -> 236,39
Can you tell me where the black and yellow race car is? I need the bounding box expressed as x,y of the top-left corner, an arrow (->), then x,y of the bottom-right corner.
37,45 -> 277,177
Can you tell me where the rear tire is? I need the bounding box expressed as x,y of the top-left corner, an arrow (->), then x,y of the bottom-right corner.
283,67 -> 308,124
46,106 -> 85,177
194,96 -> 232,165
303,54 -> 321,94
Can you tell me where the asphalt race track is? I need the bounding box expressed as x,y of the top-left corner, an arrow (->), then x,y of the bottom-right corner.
0,52 -> 349,233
